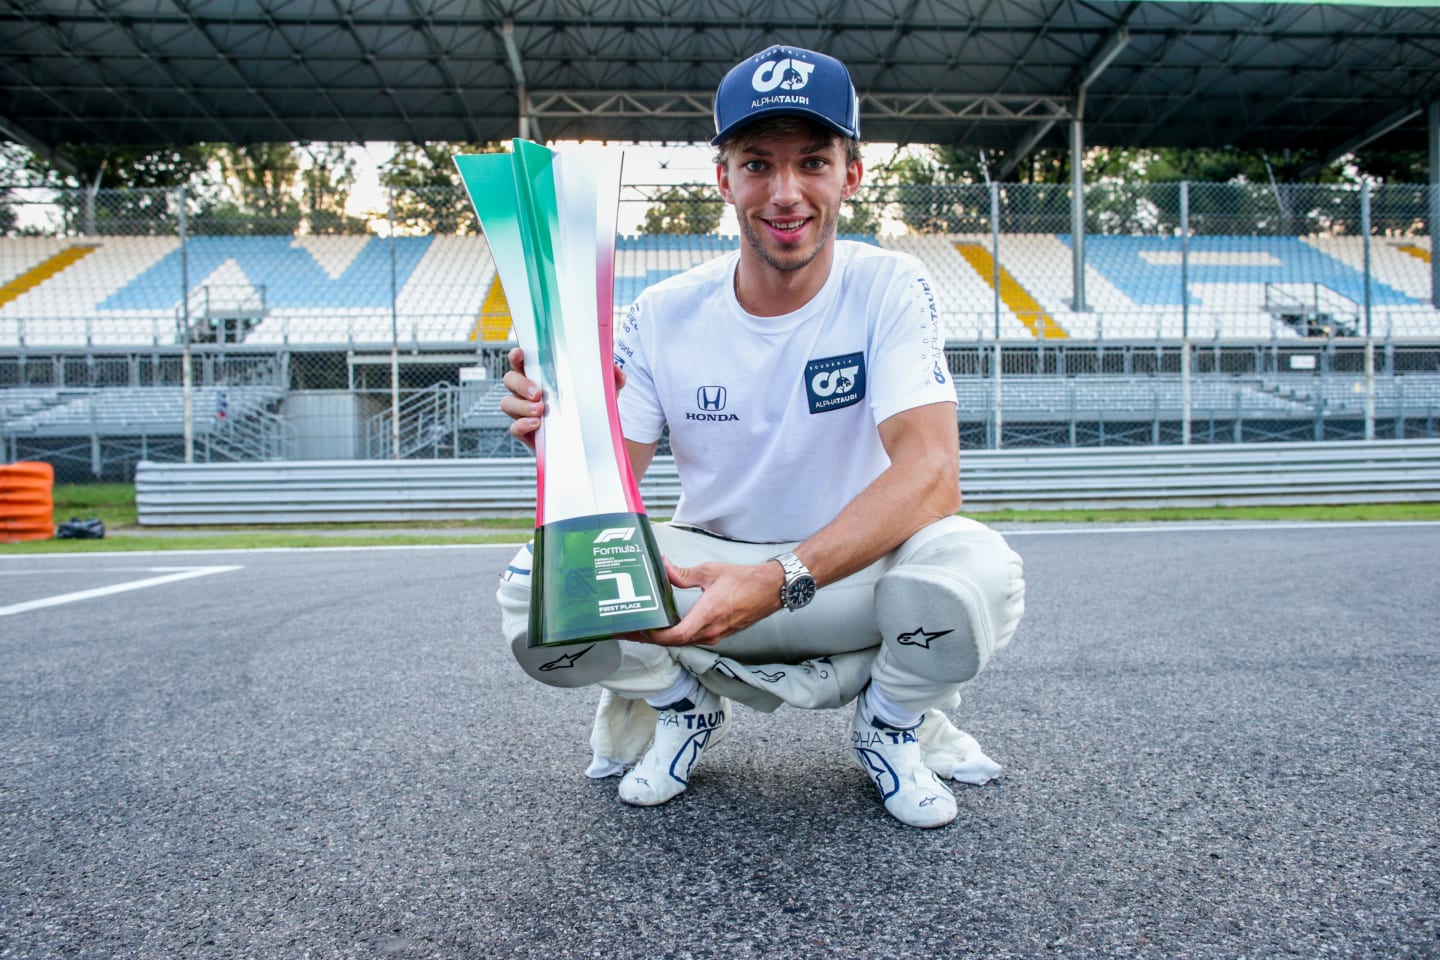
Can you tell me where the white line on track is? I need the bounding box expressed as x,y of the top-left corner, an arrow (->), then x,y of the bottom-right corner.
0,520 -> 1432,563
0,565 -> 242,617
0,566 -> 220,576
0,543 -> 502,559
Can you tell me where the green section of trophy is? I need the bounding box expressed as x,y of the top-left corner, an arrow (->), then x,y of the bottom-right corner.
529,512 -> 678,647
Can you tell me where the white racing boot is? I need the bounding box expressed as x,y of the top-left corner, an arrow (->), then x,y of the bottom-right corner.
851,689 -> 958,828
618,686 -> 732,807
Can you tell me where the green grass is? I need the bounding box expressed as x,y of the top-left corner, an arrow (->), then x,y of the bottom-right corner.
49,483 -> 139,528
1,482 -> 1436,554
0,483 -> 533,552
2,529 -> 533,553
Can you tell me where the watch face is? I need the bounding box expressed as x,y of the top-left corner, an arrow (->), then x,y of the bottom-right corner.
785,576 -> 817,609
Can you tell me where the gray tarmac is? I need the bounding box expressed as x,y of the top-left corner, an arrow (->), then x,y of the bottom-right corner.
1,523 -> 1437,959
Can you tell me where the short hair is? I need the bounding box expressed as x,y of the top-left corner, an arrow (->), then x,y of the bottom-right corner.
713,115 -> 862,167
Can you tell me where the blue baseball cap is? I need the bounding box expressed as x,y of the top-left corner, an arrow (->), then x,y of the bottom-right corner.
711,44 -> 861,146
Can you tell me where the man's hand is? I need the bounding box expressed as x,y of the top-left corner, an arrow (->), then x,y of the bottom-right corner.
499,347 -> 545,451
638,556 -> 784,647
499,346 -> 626,451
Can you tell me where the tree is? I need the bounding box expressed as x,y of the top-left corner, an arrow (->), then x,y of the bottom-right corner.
868,141 -> 1430,237
866,147 -> 990,234
637,185 -> 724,235
380,141 -> 504,234
0,142 -> 30,234
1012,148 -> 1070,185
10,141 -> 368,236
31,144 -> 217,235
204,143 -> 303,235
300,143 -> 366,235
189,142 -> 371,236
1350,149 -> 1426,184
837,189 -> 881,235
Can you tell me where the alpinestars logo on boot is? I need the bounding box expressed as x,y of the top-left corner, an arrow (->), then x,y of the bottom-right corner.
897,627 -> 954,649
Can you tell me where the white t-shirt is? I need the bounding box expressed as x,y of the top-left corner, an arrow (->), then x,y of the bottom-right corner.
615,240 -> 955,542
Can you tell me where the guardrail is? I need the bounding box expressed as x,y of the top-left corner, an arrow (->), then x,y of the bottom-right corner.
134,439 -> 1440,525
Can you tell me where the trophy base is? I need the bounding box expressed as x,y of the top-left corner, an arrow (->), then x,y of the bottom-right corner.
529,512 -> 679,647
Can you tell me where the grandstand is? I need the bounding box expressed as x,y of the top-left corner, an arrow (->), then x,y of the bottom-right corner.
3,207 -> 1440,479
3,227 -> 1437,348
0,234 -> 498,347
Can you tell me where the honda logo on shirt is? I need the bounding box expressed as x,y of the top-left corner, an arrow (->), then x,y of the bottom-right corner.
697,386 -> 727,411
686,384 -> 740,422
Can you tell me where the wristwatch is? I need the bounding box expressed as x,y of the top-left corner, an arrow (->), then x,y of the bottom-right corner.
771,552 -> 817,612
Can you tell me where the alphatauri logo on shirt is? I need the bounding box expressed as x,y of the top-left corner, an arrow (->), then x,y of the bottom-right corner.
805,352 -> 866,414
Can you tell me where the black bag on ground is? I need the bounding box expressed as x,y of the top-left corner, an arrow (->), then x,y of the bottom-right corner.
55,517 -> 105,540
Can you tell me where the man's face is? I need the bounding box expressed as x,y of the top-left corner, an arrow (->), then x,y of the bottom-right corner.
717,128 -> 862,277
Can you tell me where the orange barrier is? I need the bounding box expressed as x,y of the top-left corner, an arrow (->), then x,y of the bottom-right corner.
0,461 -> 56,541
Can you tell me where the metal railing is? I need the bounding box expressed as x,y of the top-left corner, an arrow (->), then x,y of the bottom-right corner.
200,406 -> 295,462
134,439 -> 1440,525
8,343 -> 1440,480
363,382 -> 463,459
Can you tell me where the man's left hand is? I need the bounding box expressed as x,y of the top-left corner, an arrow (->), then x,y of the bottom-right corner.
637,557 -> 783,647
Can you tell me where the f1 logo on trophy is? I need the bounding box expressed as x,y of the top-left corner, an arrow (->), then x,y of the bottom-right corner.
455,141 -> 678,647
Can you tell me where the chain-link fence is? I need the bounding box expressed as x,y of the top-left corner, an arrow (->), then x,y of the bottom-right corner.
2,179 -> 1437,477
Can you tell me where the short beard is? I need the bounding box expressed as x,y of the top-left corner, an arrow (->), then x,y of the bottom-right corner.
738,199 -> 841,274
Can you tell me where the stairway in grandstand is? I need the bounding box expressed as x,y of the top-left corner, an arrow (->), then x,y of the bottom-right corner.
953,242 -> 1068,339
0,244 -> 99,309
362,379 -> 518,458
473,277 -> 513,343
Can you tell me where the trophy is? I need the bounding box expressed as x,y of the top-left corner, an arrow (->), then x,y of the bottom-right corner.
456,141 -> 678,647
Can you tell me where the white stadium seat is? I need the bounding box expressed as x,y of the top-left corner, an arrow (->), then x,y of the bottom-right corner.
3,232 -> 1439,346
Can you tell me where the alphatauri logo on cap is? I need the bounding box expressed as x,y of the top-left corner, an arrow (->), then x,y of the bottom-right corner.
752,57 -> 815,93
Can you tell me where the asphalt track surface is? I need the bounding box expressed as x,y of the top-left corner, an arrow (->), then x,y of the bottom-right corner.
2,523 -> 1437,960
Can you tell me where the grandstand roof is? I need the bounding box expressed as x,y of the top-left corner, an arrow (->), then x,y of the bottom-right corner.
1,0 -> 1437,161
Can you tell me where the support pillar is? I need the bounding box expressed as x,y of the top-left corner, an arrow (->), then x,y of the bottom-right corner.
1181,181 -> 1191,445
1070,104 -> 1087,313
990,182 -> 1003,449
1362,180 -> 1375,441
1429,102 -> 1439,309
